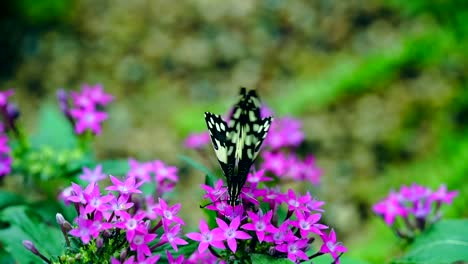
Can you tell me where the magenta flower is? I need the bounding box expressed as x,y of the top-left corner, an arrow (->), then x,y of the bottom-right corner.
286,189 -> 311,212
83,184 -> 113,214
69,217 -> 98,244
299,155 -> 322,185
154,198 -> 185,225
153,160 -> 178,182
214,217 -> 251,253
201,179 -> 227,202
320,229 -> 347,264
242,210 -> 277,242
160,224 -> 188,251
82,84 -> 114,106
115,211 -> 147,241
186,219 -> 226,253
291,211 -> 327,237
262,151 -> 288,176
70,107 -> 108,135
275,239 -> 309,263
106,176 -> 142,195
430,184 -> 458,204
128,159 -> 154,183
373,192 -> 407,225
167,250 -> 184,264
129,231 -> 157,261
184,132 -> 210,149
0,89 -> 14,107
109,194 -> 134,216
247,169 -> 272,184
79,165 -> 107,183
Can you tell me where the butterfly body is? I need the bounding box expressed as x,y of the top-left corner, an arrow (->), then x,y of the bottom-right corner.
205,88 -> 272,206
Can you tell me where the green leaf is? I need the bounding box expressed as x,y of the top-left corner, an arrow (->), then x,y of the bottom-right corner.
178,155 -> 218,185
31,103 -> 77,150
0,206 -> 63,263
99,159 -> 130,176
312,254 -> 372,264
393,219 -> 468,264
250,254 -> 291,264
0,191 -> 25,209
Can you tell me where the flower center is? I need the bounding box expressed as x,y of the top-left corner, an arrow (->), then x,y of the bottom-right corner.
288,199 -> 299,208
225,228 -> 236,239
164,210 -> 173,219
288,244 -> 298,254
133,235 -> 144,246
300,220 -> 310,230
202,232 -> 212,242
127,219 -> 137,230
255,221 -> 266,231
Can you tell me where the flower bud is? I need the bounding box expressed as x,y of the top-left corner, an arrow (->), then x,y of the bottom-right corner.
23,240 -> 39,254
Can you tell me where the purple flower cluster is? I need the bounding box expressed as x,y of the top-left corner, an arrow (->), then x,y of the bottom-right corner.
57,84 -> 113,135
0,123 -> 11,177
60,163 -> 188,263
0,89 -> 17,178
373,183 -> 458,239
184,106 -> 322,185
189,172 -> 347,263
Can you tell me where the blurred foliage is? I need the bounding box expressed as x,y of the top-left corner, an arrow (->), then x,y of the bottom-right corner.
1,0 -> 468,263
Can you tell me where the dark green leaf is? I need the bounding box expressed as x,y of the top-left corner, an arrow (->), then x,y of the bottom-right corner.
31,103 -> 77,149
393,219 -> 468,264
178,155 -> 218,186
0,191 -> 25,210
0,206 -> 63,263
250,254 -> 291,264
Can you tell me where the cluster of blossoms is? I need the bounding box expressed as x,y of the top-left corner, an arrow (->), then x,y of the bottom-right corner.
57,84 -> 113,135
0,89 -> 19,178
184,106 -> 322,185
187,170 -> 347,263
373,183 -> 458,239
25,159 -> 197,263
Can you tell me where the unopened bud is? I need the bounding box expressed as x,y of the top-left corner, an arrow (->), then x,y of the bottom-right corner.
6,103 -> 20,120
56,213 -> 72,232
120,248 -> 128,260
23,240 -> 39,254
96,237 -> 104,248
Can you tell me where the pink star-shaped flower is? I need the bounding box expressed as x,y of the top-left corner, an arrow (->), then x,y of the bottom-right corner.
213,217 -> 251,253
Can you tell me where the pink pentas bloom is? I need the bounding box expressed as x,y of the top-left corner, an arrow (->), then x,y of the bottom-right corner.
291,211 -> 328,237
265,220 -> 294,244
69,217 -> 99,244
299,155 -> 322,185
186,250 -> 223,264
80,165 -> 107,183
127,159 -> 154,183
114,211 -> 147,242
83,184 -> 114,214
70,107 -> 108,135
154,198 -> 185,225
184,132 -> 210,149
161,224 -> 188,251
106,175 -> 143,195
0,134 -> 10,154
372,192 -> 407,225
214,217 -> 251,253
186,219 -> 226,253
167,250 -> 184,264
400,184 -> 431,202
71,90 -> 95,109
262,151 -> 288,176
242,210 -> 277,242
90,211 -> 113,237
67,182 -> 93,204
0,89 -> 14,107
430,184 -> 458,204
265,116 -> 304,149
320,229 -> 347,264
247,169 -> 272,184
286,189 -> 311,212
275,238 -> 309,263
201,179 -> 227,202
129,231 -> 157,261
109,194 -> 134,216
153,160 -> 179,183
81,84 -> 114,106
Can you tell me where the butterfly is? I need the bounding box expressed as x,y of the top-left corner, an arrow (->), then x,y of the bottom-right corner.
204,88 -> 272,206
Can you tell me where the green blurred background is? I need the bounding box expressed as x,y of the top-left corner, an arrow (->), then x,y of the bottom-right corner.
1,0 -> 467,262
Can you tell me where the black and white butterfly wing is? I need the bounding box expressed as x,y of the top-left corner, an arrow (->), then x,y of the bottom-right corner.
204,112 -> 235,186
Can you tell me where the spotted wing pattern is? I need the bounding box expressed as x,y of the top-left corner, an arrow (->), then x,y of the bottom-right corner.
205,87 -> 272,205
